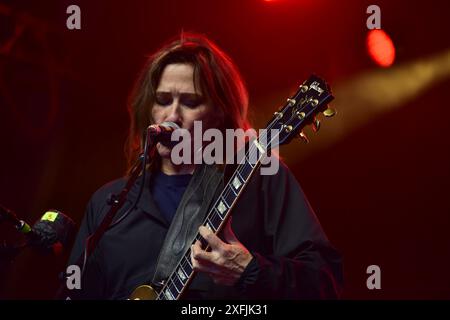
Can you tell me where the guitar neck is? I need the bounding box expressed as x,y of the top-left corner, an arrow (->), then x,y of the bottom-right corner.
156,139 -> 269,300
129,74 -> 335,301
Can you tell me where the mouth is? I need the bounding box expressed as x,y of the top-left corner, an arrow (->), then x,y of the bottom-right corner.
159,137 -> 178,149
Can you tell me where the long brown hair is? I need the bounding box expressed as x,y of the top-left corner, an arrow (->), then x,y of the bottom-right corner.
125,32 -> 251,173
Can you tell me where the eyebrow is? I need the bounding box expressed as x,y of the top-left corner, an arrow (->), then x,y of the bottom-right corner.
155,91 -> 204,101
155,91 -> 203,97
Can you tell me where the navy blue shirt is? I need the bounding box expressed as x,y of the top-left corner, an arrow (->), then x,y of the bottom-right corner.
149,171 -> 192,224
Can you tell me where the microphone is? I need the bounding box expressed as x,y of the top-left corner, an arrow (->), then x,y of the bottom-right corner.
147,121 -> 181,147
0,205 -> 76,255
147,121 -> 180,137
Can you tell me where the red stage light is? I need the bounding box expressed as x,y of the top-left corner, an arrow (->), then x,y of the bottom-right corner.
366,29 -> 396,67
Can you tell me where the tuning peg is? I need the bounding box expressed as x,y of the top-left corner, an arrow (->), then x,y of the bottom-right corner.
300,85 -> 308,93
286,98 -> 296,106
297,131 -> 309,144
323,107 -> 337,117
312,118 -> 320,132
274,111 -> 283,119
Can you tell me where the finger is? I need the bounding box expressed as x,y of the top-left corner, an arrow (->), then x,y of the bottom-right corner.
190,245 -> 197,269
191,255 -> 226,276
199,225 -> 224,251
222,217 -> 239,244
191,244 -> 214,263
191,240 -> 203,257
194,239 -> 202,249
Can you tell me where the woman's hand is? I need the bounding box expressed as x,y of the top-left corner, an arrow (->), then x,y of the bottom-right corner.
191,218 -> 253,286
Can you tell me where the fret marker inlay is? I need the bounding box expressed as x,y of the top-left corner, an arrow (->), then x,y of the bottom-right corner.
217,201 -> 226,214
232,176 -> 242,189
177,269 -> 186,281
164,288 -> 174,300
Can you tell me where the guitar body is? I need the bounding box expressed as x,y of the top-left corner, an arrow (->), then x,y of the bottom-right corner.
129,285 -> 158,300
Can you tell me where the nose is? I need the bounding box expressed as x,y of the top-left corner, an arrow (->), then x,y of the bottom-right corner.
164,99 -> 182,125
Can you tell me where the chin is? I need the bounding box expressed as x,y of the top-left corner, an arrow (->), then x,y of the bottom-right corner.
156,143 -> 172,159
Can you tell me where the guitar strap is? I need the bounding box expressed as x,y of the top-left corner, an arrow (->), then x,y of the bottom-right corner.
151,163 -> 225,286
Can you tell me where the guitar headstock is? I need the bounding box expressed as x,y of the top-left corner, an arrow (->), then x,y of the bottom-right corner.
267,75 -> 335,147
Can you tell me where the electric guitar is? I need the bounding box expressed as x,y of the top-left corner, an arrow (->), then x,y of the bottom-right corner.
129,74 -> 336,300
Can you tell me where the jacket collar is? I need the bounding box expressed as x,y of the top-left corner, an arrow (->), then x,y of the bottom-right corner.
151,163 -> 224,284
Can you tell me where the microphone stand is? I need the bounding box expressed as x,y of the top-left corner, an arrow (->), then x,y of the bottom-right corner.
0,205 -> 31,265
56,128 -> 157,299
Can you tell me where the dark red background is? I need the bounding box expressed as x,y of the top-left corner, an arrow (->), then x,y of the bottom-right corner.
1,0 -> 449,299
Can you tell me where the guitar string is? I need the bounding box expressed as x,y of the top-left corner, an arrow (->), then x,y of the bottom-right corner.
156,107 -> 288,300
157,89 -> 323,299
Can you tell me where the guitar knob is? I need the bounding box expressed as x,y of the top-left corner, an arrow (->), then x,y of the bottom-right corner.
297,131 -> 309,144
312,118 -> 320,132
323,107 -> 337,117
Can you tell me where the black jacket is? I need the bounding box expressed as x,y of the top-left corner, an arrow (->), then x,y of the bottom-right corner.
67,162 -> 343,299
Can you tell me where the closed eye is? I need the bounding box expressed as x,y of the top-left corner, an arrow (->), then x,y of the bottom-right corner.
180,93 -> 204,108
155,92 -> 172,106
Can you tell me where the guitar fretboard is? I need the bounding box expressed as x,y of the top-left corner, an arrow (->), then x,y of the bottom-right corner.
152,75 -> 334,300
156,139 -> 268,300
